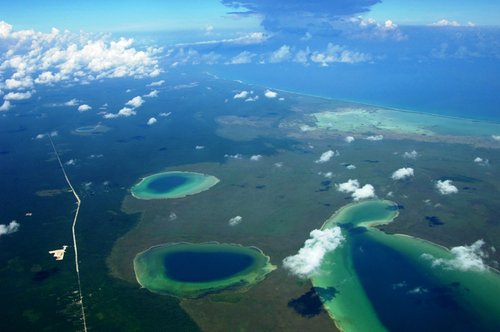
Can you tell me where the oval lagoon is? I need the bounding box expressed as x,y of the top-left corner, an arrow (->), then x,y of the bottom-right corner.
134,243 -> 275,298
131,171 -> 219,200
311,200 -> 500,332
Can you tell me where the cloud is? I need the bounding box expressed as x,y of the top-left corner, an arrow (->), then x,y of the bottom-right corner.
346,164 -> 356,170
226,51 -> 255,65
245,95 -> 259,102
64,99 -> 80,106
391,167 -> 414,180
125,96 -> 144,108
403,150 -> 418,159
283,227 -> 345,278
336,179 -> 376,200
343,16 -> 406,41
148,80 -> 165,87
225,153 -> 243,159
250,154 -> 262,161
365,134 -> 384,141
0,21 -> 160,103
322,171 -> 333,178
430,19 -> 460,27
233,91 -> 249,99
264,89 -> 278,98
310,43 -> 371,66
147,117 -> 157,126
228,216 -> 243,226
0,220 -> 20,237
65,159 -> 76,166
174,32 -> 268,47
492,135 -> 500,141
168,212 -> 177,221
144,90 -> 159,98
77,104 -> 91,112
315,150 -> 338,163
422,240 -> 489,272
269,45 -> 291,63
352,184 -> 375,200
474,157 -> 489,166
103,107 -> 136,119
221,0 -> 381,33
336,179 -> 360,193
4,91 -> 33,100
195,145 -> 205,150
344,136 -> 355,143
0,100 -> 11,111
435,180 -> 458,195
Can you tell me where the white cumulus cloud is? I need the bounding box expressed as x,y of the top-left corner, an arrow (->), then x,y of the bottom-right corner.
264,89 -> 278,98
315,150 -> 338,163
392,167 -> 414,180
336,179 -> 376,201
4,91 -> 33,100
283,227 -> 344,278
344,136 -> 355,143
103,107 -> 136,119
226,51 -> 255,65
403,150 -> 418,159
435,180 -> 458,195
228,216 -> 243,226
366,134 -> 384,141
422,240 -> 489,272
147,117 -> 157,126
233,90 -> 249,99
126,96 -> 144,108
0,220 -> 20,237
144,90 -> 159,98
0,100 -> 11,111
250,154 -> 262,161
269,45 -> 291,63
77,104 -> 91,112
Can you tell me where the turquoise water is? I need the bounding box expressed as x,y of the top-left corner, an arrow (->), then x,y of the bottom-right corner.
313,200 -> 500,332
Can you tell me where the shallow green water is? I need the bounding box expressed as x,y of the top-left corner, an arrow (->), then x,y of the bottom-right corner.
133,243 -> 275,298
312,200 -> 500,332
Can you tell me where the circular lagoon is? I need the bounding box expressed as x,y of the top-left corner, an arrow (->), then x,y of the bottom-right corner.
133,243 -> 275,298
131,171 -> 219,200
73,124 -> 109,135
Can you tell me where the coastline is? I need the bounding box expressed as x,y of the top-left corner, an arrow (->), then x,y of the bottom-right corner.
221,76 -> 500,125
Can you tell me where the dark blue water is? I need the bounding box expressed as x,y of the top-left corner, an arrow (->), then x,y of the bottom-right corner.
147,175 -> 188,193
351,233 -> 489,332
163,251 -> 254,282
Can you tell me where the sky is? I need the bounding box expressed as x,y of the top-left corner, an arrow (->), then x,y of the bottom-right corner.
0,0 -> 499,119
0,0 -> 499,33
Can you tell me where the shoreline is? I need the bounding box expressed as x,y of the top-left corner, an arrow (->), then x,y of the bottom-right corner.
220,75 -> 500,125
